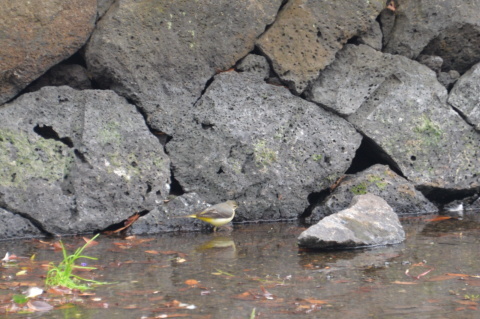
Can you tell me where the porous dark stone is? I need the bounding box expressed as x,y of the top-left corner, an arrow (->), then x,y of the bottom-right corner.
307,44 -> 480,190
417,55 -> 443,74
257,0 -> 384,94
85,0 -> 283,136
438,70 -> 460,90
167,72 -> 361,221
448,62 -> 480,130
311,165 -> 437,221
306,44 -> 399,116
236,54 -> 271,80
0,0 -> 96,104
384,0 -> 480,73
357,21 -> 383,51
298,194 -> 406,249
0,208 -> 43,240
0,87 -> 170,235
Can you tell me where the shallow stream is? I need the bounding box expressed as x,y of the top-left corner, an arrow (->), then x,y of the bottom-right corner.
1,213 -> 479,318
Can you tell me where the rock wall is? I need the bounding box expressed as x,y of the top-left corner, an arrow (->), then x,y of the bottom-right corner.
1,0 -> 480,239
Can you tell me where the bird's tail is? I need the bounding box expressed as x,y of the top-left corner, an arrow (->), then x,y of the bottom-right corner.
173,214 -> 196,219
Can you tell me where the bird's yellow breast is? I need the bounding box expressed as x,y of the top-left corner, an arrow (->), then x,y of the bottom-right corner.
195,216 -> 234,227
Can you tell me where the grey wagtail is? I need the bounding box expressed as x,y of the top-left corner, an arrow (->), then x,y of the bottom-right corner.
178,200 -> 238,232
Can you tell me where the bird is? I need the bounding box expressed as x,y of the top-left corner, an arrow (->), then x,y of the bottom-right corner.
177,200 -> 238,232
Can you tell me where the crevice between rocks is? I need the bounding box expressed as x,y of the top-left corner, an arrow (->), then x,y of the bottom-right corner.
346,135 -> 404,177
416,185 -> 480,208
300,134 -> 405,220
0,205 -> 54,237
101,209 -> 150,233
300,188 -> 330,219
447,102 -> 480,134
261,0 -> 289,36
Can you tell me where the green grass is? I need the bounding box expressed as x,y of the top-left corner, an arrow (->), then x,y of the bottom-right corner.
45,234 -> 108,291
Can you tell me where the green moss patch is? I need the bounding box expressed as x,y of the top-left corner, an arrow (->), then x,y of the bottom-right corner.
0,129 -> 73,188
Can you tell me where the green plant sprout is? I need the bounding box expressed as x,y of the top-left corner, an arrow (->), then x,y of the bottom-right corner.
45,234 -> 108,291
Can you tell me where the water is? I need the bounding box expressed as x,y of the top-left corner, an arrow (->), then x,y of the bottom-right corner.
1,213 -> 479,318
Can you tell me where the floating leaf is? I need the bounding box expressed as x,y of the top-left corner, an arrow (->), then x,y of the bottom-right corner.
426,216 -> 452,222
260,286 -> 274,300
300,298 -> 330,305
392,281 -> 418,285
83,236 -> 99,247
184,279 -> 199,286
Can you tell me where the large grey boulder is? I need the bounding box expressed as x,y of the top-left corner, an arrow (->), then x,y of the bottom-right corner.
311,165 -> 437,221
384,0 -> 480,73
306,44 -> 400,116
256,0 -> 384,94
448,62 -> 480,131
0,0 -> 96,105
167,72 -> 361,221
307,44 -> 480,190
298,194 -> 405,249
85,0 -> 283,136
0,87 -> 170,235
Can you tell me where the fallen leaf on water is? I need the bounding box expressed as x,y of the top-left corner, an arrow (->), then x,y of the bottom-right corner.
426,275 -> 457,282
122,304 -> 139,309
426,216 -> 452,222
260,286 -> 274,300
392,281 -> 418,285
157,250 -> 188,258
445,273 -> 472,277
293,303 -> 322,314
184,279 -> 199,286
2,252 -> 17,262
83,236 -> 99,247
299,298 -> 330,305
234,291 -> 257,301
405,262 -> 435,280
47,286 -> 74,295
53,241 -> 64,251
455,300 -> 478,306
212,269 -> 235,277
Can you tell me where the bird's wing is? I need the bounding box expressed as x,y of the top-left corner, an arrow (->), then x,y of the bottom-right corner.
197,208 -> 232,219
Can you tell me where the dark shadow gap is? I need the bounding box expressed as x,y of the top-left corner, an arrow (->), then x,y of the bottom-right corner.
33,125 -> 74,148
63,51 -> 88,68
169,172 -> 184,196
299,188 -> 331,219
100,210 -> 150,233
416,185 -> 480,207
345,135 -> 404,177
